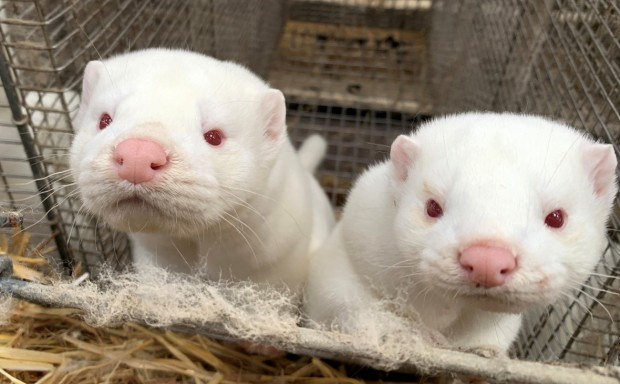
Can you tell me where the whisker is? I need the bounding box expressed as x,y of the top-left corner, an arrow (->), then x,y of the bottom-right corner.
170,239 -> 192,270
18,174 -> 76,191
219,189 -> 272,230
12,181 -> 77,209
452,287 -> 463,300
218,214 -> 258,265
222,211 -> 266,251
559,290 -> 594,322
571,279 -> 620,297
67,201 -> 88,245
588,272 -> 620,280
221,185 -> 304,236
578,289 -> 614,323
21,189 -> 81,233
411,284 -> 432,304
545,136 -> 580,187
220,185 -> 277,203
399,272 -> 429,279
364,257 -> 416,270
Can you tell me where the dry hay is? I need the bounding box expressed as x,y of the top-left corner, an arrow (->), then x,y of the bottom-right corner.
0,228 -> 57,284
0,301 -> 432,384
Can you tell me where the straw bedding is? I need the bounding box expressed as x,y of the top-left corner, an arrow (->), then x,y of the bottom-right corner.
0,301 -> 434,384
0,229 -> 435,383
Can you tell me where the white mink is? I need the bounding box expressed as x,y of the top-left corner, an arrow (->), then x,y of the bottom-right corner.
70,48 -> 335,291
305,112 -> 618,353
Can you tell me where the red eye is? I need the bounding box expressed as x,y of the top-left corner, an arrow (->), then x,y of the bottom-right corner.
545,209 -> 565,229
426,199 -> 443,218
204,129 -> 224,146
99,113 -> 112,130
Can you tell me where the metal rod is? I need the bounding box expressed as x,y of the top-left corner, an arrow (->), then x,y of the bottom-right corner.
0,51 -> 74,274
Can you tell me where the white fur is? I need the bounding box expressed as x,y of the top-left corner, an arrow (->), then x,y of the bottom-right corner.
298,134 -> 328,173
70,48 -> 335,290
305,112 -> 617,352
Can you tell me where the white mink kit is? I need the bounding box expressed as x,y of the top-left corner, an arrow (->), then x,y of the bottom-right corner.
305,112 -> 618,353
70,48 -> 335,290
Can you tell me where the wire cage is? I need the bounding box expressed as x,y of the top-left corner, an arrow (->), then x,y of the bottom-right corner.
0,0 -> 618,374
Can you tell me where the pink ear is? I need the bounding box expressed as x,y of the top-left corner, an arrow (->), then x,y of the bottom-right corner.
81,61 -> 105,105
583,143 -> 617,197
390,135 -> 419,181
261,89 -> 287,141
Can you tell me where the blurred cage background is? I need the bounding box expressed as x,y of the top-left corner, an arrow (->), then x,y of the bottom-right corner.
0,0 -> 618,369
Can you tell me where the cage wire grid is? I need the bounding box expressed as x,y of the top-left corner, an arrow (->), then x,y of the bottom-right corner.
0,0 -> 618,375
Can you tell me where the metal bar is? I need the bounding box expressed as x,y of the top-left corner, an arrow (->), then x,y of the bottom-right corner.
0,50 -> 74,274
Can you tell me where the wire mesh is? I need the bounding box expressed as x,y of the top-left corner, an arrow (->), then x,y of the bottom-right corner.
287,102 -> 429,207
0,0 -> 618,369
0,69 -> 56,258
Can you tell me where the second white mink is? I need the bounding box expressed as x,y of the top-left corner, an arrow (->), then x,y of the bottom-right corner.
305,112 -> 617,353
70,48 -> 335,290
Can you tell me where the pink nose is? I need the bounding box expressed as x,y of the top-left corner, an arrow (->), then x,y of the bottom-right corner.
113,138 -> 168,184
459,245 -> 516,288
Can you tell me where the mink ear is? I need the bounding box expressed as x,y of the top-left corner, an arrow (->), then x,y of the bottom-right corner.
81,61 -> 105,106
390,135 -> 420,182
583,143 -> 618,197
260,89 -> 287,141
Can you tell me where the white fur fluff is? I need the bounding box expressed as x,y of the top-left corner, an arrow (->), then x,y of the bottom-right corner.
70,48 -> 335,290
305,112 -> 618,353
